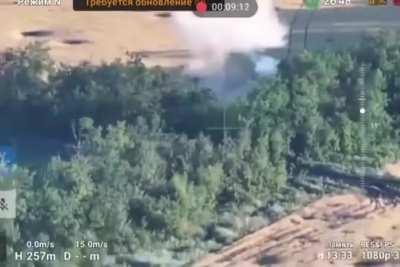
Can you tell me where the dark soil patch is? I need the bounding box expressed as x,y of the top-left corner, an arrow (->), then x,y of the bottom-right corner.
62,39 -> 91,45
258,254 -> 282,265
21,30 -> 54,38
155,12 -> 172,18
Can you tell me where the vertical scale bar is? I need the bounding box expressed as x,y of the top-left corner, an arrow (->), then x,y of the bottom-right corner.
222,107 -> 227,149
320,176 -> 325,196
359,64 -> 367,191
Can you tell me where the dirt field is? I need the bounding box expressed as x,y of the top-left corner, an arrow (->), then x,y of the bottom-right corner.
194,194 -> 400,267
0,0 -> 187,66
0,0 -> 369,69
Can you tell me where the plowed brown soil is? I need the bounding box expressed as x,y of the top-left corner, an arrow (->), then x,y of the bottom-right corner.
194,194 -> 400,267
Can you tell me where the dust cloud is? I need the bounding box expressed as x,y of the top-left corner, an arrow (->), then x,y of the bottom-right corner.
171,1 -> 287,74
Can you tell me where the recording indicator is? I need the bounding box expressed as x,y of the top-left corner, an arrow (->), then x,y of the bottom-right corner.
196,0 -> 207,13
194,0 -> 258,17
368,0 -> 387,5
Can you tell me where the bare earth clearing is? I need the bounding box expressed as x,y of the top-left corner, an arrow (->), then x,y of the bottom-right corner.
0,0 -> 186,66
3,0 -> 399,66
194,193 -> 400,267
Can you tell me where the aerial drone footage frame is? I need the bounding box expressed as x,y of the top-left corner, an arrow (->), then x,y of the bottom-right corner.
1,0 -> 400,266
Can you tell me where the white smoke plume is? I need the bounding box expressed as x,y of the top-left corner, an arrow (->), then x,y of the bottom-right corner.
172,1 -> 287,74
253,55 -> 279,76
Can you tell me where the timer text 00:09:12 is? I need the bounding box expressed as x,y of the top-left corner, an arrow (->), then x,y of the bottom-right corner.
209,2 -> 250,12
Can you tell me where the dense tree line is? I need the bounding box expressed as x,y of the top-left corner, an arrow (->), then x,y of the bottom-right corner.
0,44 -> 218,141
0,32 -> 399,266
248,32 -> 400,168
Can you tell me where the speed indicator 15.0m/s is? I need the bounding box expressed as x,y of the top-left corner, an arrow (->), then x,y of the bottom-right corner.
194,0 -> 258,17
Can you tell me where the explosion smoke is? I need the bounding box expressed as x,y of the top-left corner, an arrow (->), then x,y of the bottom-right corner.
172,1 -> 287,74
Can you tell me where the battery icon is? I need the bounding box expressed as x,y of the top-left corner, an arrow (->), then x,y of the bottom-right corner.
368,0 -> 387,4
304,0 -> 320,9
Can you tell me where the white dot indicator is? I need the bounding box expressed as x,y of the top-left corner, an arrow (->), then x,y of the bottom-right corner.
360,108 -> 366,114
